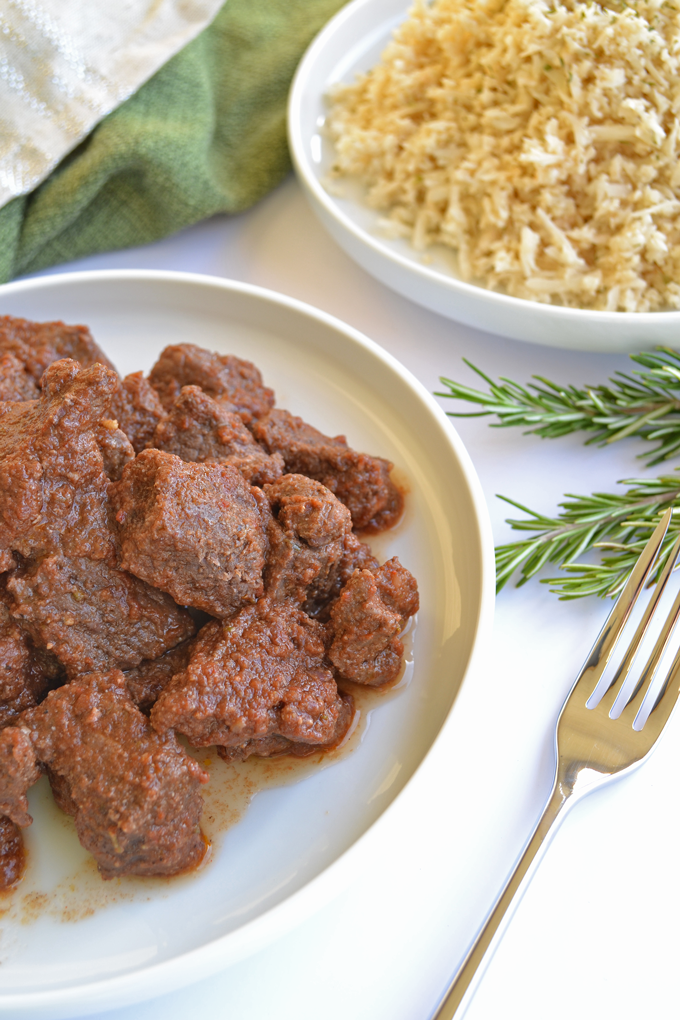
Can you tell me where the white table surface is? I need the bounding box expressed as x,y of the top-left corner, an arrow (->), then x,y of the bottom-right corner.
25,174 -> 680,1020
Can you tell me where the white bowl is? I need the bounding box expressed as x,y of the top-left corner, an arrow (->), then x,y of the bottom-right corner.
288,0 -> 680,353
0,270 -> 494,1018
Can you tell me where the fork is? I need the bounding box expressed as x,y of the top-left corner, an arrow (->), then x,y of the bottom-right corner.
432,506 -> 680,1020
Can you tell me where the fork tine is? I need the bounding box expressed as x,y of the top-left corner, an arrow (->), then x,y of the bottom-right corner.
597,529 -> 680,716
638,646 -> 680,740
617,565 -> 680,731
616,531 -> 680,726
571,508 -> 672,701
617,585 -> 680,728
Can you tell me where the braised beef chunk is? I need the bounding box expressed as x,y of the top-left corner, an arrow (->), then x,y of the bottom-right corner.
327,558 -> 419,686
265,474 -> 352,550
261,474 -> 354,608
7,554 -> 195,678
338,532 -> 381,587
94,420 -> 135,481
151,597 -> 354,756
0,316 -> 117,386
111,450 -> 267,618
308,532 -> 382,623
373,556 -> 420,621
0,725 -> 40,827
0,587 -> 62,727
148,344 -> 275,423
151,386 -> 283,485
0,814 -> 25,890
217,693 -> 354,762
109,372 -> 166,453
250,409 -> 403,532
124,639 -> 195,713
0,359 -> 119,568
0,351 -> 40,402
24,671 -> 208,878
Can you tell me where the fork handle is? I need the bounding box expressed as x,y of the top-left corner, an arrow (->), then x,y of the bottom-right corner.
431,782 -> 571,1020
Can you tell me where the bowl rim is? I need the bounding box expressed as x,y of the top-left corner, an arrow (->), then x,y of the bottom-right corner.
288,0 -> 680,327
0,268 -> 496,1016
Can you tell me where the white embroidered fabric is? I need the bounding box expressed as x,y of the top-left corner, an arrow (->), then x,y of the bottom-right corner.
0,0 -> 226,209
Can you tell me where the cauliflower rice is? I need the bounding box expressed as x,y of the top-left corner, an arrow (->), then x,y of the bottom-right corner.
325,0 -> 680,311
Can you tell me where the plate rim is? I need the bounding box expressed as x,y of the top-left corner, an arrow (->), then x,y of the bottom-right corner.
0,268 -> 495,1016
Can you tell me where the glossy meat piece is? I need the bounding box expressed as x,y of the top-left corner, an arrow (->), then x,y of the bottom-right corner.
7,554 -> 195,678
151,597 -> 353,756
251,409 -> 403,531
124,639 -> 194,713
311,533 -> 383,623
0,351 -> 39,402
337,532 -> 381,586
260,474 -> 353,607
327,558 -> 419,686
25,671 -> 208,878
0,585 -> 62,727
111,450 -> 267,618
0,316 -> 117,386
109,372 -> 166,453
253,482 -> 381,620
151,385 -> 283,485
94,420 -> 135,481
0,814 -> 25,890
0,725 -> 40,827
217,694 -> 354,762
148,344 -> 275,423
374,556 -> 420,621
0,359 -> 119,569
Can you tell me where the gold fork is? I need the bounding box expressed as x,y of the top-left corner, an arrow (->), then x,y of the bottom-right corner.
433,507 -> 680,1019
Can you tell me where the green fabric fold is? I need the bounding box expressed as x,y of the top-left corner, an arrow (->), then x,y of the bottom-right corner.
0,0 -> 347,283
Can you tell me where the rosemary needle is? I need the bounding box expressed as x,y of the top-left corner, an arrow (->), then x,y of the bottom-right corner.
436,348 -> 680,598
495,476 -> 680,599
436,347 -> 680,465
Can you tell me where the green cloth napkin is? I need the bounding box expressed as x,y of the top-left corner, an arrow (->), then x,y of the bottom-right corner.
0,0 -> 347,284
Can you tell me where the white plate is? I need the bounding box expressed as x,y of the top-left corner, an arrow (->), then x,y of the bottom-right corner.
0,270 -> 494,1019
288,0 -> 680,352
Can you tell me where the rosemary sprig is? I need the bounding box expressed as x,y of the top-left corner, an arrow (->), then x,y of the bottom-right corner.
495,474 -> 680,599
436,347 -> 680,464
